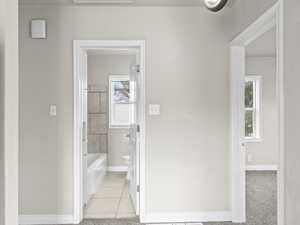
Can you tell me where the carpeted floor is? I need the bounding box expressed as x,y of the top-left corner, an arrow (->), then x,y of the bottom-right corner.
30,171 -> 277,225
205,171 -> 277,225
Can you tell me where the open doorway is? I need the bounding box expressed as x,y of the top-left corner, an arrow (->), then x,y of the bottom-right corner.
243,27 -> 278,225
84,50 -> 136,219
244,27 -> 278,171
230,3 -> 284,225
73,41 -> 145,223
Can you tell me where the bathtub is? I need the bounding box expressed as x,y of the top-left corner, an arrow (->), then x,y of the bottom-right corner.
87,153 -> 107,200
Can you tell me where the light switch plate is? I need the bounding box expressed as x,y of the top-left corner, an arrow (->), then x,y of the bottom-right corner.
49,105 -> 57,116
247,154 -> 253,163
149,104 -> 160,115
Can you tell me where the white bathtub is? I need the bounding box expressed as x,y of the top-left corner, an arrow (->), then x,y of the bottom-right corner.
87,153 -> 107,200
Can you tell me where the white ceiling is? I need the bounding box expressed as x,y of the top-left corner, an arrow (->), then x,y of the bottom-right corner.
246,27 -> 276,57
20,0 -> 240,7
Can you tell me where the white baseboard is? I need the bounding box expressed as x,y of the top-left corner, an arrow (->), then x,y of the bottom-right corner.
141,211 -> 232,223
107,166 -> 128,172
19,215 -> 75,225
146,224 -> 203,225
246,165 -> 278,171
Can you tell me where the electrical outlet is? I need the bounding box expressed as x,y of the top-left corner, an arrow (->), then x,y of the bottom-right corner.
149,104 -> 160,115
49,105 -> 57,116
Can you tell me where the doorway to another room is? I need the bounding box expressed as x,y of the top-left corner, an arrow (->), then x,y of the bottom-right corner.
243,27 -> 278,225
85,52 -> 134,219
73,41 -> 145,223
230,3 -> 284,225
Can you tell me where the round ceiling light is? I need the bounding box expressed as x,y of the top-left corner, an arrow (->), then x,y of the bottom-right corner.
203,0 -> 228,12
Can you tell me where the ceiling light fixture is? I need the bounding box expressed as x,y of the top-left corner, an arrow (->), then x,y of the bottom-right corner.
203,0 -> 228,12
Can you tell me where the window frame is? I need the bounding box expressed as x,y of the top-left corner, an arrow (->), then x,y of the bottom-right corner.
109,75 -> 132,129
244,75 -> 262,142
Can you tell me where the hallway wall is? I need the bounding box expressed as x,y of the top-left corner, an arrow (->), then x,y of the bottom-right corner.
0,2 -> 4,221
0,0 -> 19,224
18,0 -> 278,221
19,5 -> 232,216
283,0 -> 300,223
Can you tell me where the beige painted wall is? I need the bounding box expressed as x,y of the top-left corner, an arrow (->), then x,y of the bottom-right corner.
245,57 -> 279,166
283,0 -> 300,224
229,0 -> 278,38
18,0 -> 281,219
19,5 -> 232,215
0,0 -> 19,224
88,54 -> 132,167
0,1 -> 5,222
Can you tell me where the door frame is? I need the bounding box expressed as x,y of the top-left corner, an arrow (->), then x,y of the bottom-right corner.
230,2 -> 284,224
73,40 -> 146,224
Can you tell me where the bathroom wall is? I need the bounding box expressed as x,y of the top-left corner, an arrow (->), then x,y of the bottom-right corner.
245,57 -> 279,166
88,54 -> 132,168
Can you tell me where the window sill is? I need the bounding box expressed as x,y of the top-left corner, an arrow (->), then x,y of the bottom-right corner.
109,126 -> 130,129
244,138 -> 263,143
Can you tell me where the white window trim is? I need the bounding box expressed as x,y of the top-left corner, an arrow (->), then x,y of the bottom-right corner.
245,75 -> 262,142
109,75 -> 131,129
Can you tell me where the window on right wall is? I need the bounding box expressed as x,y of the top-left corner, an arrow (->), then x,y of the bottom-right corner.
245,76 -> 262,141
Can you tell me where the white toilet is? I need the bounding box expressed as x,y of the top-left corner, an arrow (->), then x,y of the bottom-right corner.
122,155 -> 130,180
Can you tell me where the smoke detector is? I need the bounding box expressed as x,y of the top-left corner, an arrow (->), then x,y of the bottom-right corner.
203,0 -> 228,12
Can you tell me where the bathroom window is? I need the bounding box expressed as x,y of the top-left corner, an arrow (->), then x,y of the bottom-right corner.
109,75 -> 132,128
245,76 -> 262,141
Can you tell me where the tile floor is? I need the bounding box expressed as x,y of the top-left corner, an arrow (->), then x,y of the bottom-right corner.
84,172 -> 136,219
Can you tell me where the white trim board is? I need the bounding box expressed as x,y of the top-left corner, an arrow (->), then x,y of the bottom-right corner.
246,165 -> 278,171
19,215 -> 75,225
230,2 -> 284,224
107,166 -> 128,172
231,4 -> 277,46
142,211 -> 232,223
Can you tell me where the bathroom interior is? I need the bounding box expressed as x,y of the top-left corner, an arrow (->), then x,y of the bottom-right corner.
84,48 -> 137,219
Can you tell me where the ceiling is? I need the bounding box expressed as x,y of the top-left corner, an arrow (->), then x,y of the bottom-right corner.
20,0 -> 240,7
246,27 -> 276,57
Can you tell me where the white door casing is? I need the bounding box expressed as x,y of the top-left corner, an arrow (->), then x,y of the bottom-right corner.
129,53 -> 141,214
82,51 -> 89,207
